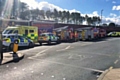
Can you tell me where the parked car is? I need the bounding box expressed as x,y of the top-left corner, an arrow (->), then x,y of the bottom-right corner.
2,34 -> 34,50
39,33 -> 60,45
107,32 -> 120,37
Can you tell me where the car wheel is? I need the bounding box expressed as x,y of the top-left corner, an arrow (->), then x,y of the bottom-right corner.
9,43 -> 14,51
29,42 -> 34,48
56,40 -> 60,44
39,42 -> 42,46
48,40 -> 51,45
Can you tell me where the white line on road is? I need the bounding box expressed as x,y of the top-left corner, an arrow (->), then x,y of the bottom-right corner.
65,45 -> 71,49
114,60 -> 119,64
28,58 -> 104,73
56,45 -> 71,51
119,56 -> 120,58
28,46 -> 53,59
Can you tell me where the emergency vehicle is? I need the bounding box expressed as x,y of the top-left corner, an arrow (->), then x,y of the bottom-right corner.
53,26 -> 78,42
92,27 -> 99,39
107,32 -> 120,37
99,29 -> 106,38
76,27 -> 94,41
2,26 -> 38,43
2,34 -> 34,50
39,33 -> 60,45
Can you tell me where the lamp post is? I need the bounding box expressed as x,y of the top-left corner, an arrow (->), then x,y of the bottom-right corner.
101,9 -> 103,25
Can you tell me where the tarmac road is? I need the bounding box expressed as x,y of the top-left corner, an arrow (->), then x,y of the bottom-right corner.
0,37 -> 120,80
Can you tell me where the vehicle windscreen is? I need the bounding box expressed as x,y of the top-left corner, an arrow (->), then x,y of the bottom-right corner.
3,29 -> 14,34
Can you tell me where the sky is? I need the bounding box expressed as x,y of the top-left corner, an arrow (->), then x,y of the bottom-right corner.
20,0 -> 120,25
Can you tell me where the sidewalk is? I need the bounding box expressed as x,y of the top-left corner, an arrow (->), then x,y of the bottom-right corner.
98,68 -> 120,80
1,52 -> 24,65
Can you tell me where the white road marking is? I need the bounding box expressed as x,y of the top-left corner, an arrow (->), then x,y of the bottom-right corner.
119,56 -> 120,58
51,75 -> 55,78
63,78 -> 66,80
28,46 -> 53,58
65,45 -> 71,49
14,67 -> 17,69
114,60 -> 119,64
41,73 -> 44,75
31,71 -> 34,73
6,65 -> 9,67
22,69 -> 25,71
28,58 -> 104,73
56,49 -> 67,51
56,45 -> 71,51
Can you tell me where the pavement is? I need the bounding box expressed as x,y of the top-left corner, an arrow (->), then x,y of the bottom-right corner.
98,68 -> 120,80
0,52 -> 24,65
0,37 -> 120,80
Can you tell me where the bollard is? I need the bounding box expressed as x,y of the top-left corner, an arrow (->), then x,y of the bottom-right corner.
13,39 -> 19,54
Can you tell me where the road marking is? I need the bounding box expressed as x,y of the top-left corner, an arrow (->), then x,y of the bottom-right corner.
51,75 -> 55,78
65,45 -> 71,49
41,73 -> 44,75
56,49 -> 66,52
28,46 -> 53,58
14,67 -> 17,69
114,60 -> 119,64
6,65 -> 9,67
119,56 -> 120,58
63,78 -> 66,80
109,66 -> 113,70
22,69 -> 25,71
56,45 -> 71,51
28,58 -> 104,73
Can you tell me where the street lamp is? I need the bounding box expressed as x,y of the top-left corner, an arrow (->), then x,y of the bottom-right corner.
101,9 -> 103,25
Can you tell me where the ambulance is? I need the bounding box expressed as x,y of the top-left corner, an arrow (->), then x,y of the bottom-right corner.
2,26 -> 38,43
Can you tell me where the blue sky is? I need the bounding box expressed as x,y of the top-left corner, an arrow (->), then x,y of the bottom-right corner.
35,0 -> 120,17
20,0 -> 120,24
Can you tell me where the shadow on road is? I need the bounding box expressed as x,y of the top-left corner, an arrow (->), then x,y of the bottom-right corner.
81,37 -> 113,42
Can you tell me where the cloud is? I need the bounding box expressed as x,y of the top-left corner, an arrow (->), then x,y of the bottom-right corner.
110,13 -> 117,17
20,0 -> 80,13
112,1 -> 116,4
112,5 -> 120,10
20,0 -> 120,25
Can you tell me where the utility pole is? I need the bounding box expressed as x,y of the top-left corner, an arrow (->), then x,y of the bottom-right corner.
101,9 -> 103,25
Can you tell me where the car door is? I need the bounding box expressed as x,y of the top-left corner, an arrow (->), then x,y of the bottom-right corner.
18,36 -> 27,46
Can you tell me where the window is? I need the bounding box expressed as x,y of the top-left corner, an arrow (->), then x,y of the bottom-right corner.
29,30 -> 34,33
40,34 -> 46,37
25,30 -> 28,35
14,30 -> 18,34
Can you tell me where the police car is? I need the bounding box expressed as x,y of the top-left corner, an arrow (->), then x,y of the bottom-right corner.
39,33 -> 60,45
2,34 -> 34,50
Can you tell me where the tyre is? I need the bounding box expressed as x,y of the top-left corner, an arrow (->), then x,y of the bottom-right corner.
39,42 -> 42,46
56,40 -> 61,44
48,40 -> 51,45
29,42 -> 34,48
9,43 -> 14,51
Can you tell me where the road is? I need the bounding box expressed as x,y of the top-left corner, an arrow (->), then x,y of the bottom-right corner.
0,37 -> 120,80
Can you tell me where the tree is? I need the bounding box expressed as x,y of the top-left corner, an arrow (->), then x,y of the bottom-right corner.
58,11 -> 62,22
39,10 -> 45,19
20,2 -> 28,12
108,22 -> 116,27
66,11 -> 70,23
0,0 -> 5,16
46,10 -> 51,20
53,9 -> 58,20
